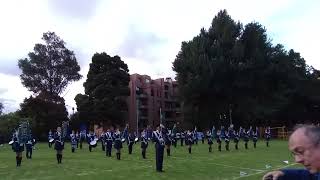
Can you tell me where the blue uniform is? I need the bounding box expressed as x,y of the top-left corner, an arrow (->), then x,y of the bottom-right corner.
114,130 -> 122,160
225,133 -> 230,151
48,131 -> 53,148
25,138 -> 33,158
243,131 -> 249,149
104,131 -> 113,157
265,127 -> 271,147
153,130 -> 165,172
141,131 -> 148,159
252,131 -> 258,148
279,169 -> 320,180
70,134 -> 77,153
234,131 -> 240,150
114,131 -> 122,150
12,137 -> 24,153
54,132 -> 64,151
127,133 -> 135,154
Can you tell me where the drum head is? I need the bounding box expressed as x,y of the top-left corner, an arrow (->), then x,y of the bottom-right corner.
49,138 -> 54,143
134,137 -> 139,142
121,138 -> 126,142
90,140 -> 97,146
94,138 -> 99,141
9,140 -> 14,145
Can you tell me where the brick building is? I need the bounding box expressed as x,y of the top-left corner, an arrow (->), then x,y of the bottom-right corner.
127,74 -> 182,132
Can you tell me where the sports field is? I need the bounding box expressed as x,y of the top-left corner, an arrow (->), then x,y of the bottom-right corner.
0,140 -> 300,180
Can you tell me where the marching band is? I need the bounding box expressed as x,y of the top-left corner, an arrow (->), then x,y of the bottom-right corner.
5,120 -> 273,174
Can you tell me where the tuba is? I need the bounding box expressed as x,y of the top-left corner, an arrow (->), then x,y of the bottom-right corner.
61,121 -> 69,140
17,120 -> 32,144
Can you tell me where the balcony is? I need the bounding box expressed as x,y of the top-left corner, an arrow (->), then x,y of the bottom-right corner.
139,115 -> 148,120
137,94 -> 148,98
139,105 -> 148,109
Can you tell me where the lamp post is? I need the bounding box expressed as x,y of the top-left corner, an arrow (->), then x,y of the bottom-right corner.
229,104 -> 233,125
136,87 -> 140,136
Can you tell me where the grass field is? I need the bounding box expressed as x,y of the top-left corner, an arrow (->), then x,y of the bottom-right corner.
0,140 -> 301,180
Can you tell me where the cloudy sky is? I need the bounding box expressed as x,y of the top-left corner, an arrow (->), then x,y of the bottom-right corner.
0,0 -> 319,114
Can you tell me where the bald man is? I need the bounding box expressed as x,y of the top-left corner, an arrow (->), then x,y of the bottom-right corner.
262,125 -> 320,180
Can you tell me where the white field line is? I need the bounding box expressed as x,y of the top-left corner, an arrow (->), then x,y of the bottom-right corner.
207,162 -> 264,172
171,156 -> 264,172
232,163 -> 298,179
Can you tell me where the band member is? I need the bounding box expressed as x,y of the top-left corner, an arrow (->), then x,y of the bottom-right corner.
211,126 -> 216,140
163,126 -> 172,156
12,132 -> 24,167
247,126 -> 253,138
265,126 -> 271,147
234,129 -> 240,150
225,131 -> 230,151
87,131 -> 97,152
70,131 -> 77,153
171,124 -> 177,147
127,132 -> 135,154
153,124 -> 165,172
25,136 -> 33,159
220,126 -> 226,140
216,130 -> 222,151
243,129 -> 249,149
253,129 -> 258,148
75,131 -> 80,148
141,129 -> 148,159
193,126 -> 198,145
114,127 -> 122,160
201,131 -> 205,144
48,130 -> 53,148
180,131 -> 185,146
186,130 -> 193,154
54,127 -> 64,164
104,128 -> 113,157
207,130 -> 213,152
146,125 -> 153,142
79,129 -> 86,149
100,131 -> 105,151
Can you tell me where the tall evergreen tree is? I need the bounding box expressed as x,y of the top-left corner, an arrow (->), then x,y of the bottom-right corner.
75,52 -> 130,126
173,10 -> 320,128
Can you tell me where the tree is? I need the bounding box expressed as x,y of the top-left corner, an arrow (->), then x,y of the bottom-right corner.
75,52 -> 130,126
0,102 -> 3,115
173,10 -> 320,128
18,31 -> 82,98
18,95 -> 68,140
17,31 -> 82,135
0,112 -> 23,141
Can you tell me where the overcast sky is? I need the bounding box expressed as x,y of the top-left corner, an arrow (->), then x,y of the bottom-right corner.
0,0 -> 319,114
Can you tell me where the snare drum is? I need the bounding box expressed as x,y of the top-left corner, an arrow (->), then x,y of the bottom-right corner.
90,140 -> 97,147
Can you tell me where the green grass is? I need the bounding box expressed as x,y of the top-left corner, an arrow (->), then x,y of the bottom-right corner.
0,140 -> 301,180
